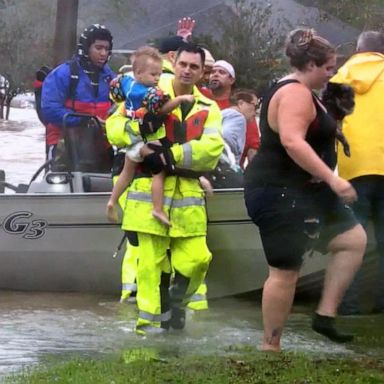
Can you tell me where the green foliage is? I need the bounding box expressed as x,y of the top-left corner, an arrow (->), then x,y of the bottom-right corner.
101,0 -> 146,32
0,0 -> 56,89
296,0 -> 384,31
0,0 -> 140,90
1,0 -> 382,92
195,0 -> 290,95
6,352 -> 384,384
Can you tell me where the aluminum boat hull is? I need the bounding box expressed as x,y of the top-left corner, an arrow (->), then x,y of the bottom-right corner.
0,188 -> 344,298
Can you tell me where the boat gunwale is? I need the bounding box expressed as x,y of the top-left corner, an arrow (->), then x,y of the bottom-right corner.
0,187 -> 245,199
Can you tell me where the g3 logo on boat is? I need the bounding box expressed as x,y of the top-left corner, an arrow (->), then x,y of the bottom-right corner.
2,211 -> 47,239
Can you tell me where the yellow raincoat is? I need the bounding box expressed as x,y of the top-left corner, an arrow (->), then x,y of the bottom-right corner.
106,74 -> 223,331
331,52 -> 384,180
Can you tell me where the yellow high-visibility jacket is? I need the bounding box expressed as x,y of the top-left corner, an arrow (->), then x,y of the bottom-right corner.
162,58 -> 174,75
105,75 -> 223,237
331,52 -> 384,180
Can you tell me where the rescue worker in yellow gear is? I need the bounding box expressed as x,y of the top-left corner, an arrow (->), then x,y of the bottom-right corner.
106,43 -> 223,334
110,37 -> 210,309
158,35 -> 186,75
117,36 -> 184,305
108,145 -> 138,302
159,35 -> 210,311
109,36 -> 184,305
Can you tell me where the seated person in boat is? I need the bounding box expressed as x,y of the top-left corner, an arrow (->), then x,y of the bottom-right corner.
203,60 -> 261,170
209,89 -> 259,189
41,24 -> 115,171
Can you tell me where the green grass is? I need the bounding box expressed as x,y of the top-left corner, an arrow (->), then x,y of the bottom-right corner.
4,304 -> 384,383
5,350 -> 384,384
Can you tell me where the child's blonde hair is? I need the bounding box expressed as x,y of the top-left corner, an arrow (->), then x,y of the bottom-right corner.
132,46 -> 163,74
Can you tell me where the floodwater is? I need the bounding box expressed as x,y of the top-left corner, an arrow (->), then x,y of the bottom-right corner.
1,107 -> 384,379
1,106 -> 45,188
0,292 -> 363,378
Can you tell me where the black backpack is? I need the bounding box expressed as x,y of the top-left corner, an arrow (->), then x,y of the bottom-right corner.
34,59 -> 80,125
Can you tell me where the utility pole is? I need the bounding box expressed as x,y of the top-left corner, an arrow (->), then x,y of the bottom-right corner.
53,0 -> 79,66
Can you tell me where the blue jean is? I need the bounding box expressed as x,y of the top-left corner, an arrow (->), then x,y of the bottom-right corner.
340,175 -> 384,311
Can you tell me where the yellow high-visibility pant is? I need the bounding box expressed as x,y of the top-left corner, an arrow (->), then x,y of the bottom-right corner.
135,232 -> 212,330
187,281 -> 208,310
120,242 -> 209,309
120,243 -> 138,303
113,173 -> 136,303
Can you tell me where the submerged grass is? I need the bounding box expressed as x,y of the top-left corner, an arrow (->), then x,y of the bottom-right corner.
3,302 -> 384,384
5,350 -> 384,384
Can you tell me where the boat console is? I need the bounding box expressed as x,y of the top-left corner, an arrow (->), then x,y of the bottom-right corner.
27,171 -> 113,193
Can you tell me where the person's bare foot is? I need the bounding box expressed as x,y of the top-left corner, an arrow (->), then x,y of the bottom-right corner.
260,344 -> 281,352
152,210 -> 171,226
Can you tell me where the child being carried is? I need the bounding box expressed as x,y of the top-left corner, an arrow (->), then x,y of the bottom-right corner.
106,46 -> 210,226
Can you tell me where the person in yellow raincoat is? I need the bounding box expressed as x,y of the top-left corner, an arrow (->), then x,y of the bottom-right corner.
159,35 -> 212,311
106,43 -> 223,334
110,38 -> 210,309
332,31 -> 384,315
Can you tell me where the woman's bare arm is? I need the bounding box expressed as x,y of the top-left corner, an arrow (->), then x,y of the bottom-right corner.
273,83 -> 356,203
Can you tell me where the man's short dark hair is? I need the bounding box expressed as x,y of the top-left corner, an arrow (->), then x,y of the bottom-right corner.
356,31 -> 384,54
175,43 -> 205,67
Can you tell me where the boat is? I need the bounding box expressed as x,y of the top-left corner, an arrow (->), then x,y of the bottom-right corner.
0,165 -> 340,299
0,114 -> 377,299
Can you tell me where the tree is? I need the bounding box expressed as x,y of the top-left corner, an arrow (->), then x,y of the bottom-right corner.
0,0 -> 55,88
195,0 -> 290,95
296,0 -> 384,31
53,0 -> 79,66
0,0 -> 137,90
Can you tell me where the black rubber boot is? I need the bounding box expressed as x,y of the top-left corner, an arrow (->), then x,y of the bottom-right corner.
170,307 -> 186,330
169,270 -> 189,330
160,271 -> 171,330
312,313 -> 354,343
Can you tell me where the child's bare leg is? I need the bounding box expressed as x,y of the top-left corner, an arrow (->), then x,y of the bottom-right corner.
199,176 -> 213,196
106,157 -> 137,223
151,170 -> 170,226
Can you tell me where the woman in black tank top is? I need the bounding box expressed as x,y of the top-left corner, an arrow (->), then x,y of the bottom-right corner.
243,28 -> 366,352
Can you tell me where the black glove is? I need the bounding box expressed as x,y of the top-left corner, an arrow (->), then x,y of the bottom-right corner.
142,144 -> 175,175
139,112 -> 164,137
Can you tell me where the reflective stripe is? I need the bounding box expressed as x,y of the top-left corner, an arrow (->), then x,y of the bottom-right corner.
122,282 -> 137,292
128,191 -> 173,206
138,310 -> 171,322
188,293 -> 207,303
135,325 -> 168,335
127,191 -> 204,208
138,311 -> 162,322
171,197 -> 205,208
182,142 -> 192,168
203,127 -> 220,135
